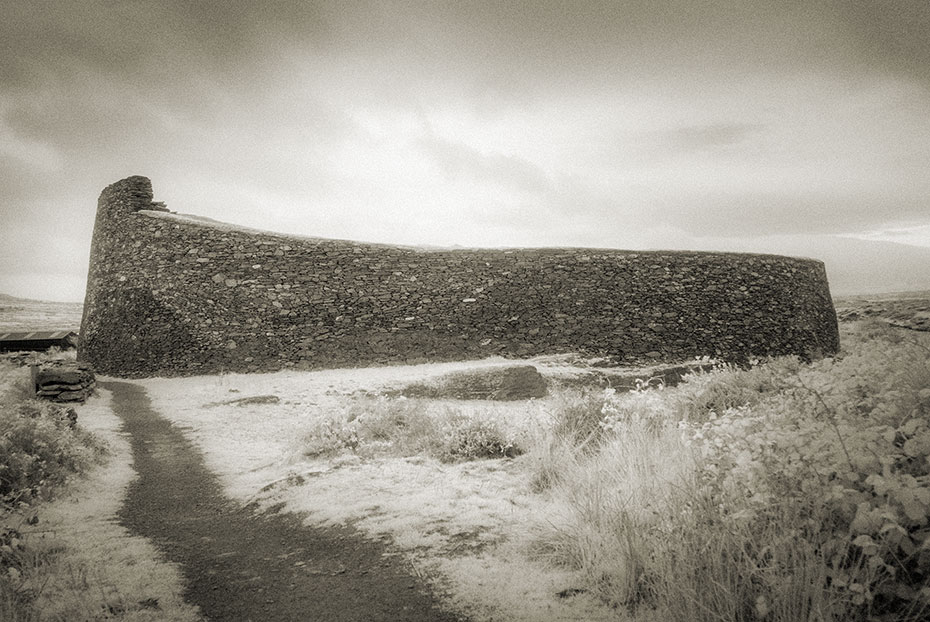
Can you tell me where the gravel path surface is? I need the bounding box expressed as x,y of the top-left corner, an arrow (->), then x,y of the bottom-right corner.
104,380 -> 464,622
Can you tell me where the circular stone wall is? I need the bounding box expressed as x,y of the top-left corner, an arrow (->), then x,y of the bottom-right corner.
79,176 -> 839,377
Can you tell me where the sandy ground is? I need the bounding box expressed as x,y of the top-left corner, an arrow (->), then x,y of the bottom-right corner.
137,359 -> 632,622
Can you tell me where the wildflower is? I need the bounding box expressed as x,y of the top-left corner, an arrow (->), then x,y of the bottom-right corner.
754,594 -> 769,618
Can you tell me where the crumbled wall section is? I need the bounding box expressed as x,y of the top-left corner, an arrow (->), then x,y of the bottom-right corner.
79,176 -> 839,378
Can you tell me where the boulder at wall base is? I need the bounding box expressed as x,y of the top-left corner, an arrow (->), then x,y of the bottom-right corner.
399,365 -> 548,400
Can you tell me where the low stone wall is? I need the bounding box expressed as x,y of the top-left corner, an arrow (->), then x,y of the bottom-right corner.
79,176 -> 839,377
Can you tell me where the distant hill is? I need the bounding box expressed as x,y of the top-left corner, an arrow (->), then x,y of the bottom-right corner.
0,293 -> 84,332
0,293 -> 47,304
833,289 -> 930,332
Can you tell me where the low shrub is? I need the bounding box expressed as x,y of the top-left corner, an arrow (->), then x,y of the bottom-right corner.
547,389 -> 607,452
439,417 -> 521,461
300,396 -> 524,463
0,523 -> 35,622
669,357 -> 802,424
1,399 -> 104,510
351,397 -> 442,455
528,381 -> 682,493
299,416 -> 360,458
529,412 -> 691,606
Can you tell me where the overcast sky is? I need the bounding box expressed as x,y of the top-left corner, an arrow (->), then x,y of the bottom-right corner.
2,0 -> 930,301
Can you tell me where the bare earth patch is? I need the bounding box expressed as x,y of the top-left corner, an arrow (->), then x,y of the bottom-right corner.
138,359 -> 638,621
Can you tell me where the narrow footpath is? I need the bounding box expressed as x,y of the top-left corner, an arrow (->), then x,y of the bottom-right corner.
103,381 -> 463,622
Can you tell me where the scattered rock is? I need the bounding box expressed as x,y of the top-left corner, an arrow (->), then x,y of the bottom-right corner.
204,394 -> 281,408
556,588 -> 587,599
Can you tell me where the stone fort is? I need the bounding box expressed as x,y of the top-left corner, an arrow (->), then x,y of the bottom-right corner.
79,176 -> 839,378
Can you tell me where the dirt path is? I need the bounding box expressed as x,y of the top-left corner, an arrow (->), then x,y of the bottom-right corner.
103,381 -> 464,622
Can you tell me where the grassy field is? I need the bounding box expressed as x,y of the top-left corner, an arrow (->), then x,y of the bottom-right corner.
0,295 -> 83,332
1,291 -> 929,620
834,290 -> 930,332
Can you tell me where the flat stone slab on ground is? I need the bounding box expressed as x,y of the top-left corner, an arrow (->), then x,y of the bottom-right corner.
399,364 -> 548,400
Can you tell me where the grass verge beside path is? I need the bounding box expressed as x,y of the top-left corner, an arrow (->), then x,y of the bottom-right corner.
1,359 -> 201,622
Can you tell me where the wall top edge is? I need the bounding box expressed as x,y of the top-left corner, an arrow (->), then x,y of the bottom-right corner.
111,176 -> 823,265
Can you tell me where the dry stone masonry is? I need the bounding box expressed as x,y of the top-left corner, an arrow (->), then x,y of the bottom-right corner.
79,176 -> 840,378
32,361 -> 96,403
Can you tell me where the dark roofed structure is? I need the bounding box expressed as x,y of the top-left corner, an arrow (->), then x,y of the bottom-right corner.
0,331 -> 78,352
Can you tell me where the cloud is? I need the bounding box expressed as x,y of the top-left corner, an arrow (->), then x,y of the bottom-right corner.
2,1 -> 930,300
828,0 -> 930,88
0,103 -> 63,172
4,1 -> 928,104
418,135 -> 550,194
652,123 -> 766,153
843,223 -> 930,249
0,1 -> 329,89
654,191 -> 930,238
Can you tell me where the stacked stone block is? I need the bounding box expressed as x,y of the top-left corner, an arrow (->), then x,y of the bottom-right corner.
32,361 -> 96,402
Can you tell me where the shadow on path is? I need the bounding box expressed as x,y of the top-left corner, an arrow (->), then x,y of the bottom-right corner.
103,381 -> 463,622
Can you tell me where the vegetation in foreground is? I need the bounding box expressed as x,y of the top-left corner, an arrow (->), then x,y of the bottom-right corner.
528,321 -> 930,621
0,356 -> 109,621
8,315 -> 927,620
298,320 -> 928,620
301,394 -> 526,463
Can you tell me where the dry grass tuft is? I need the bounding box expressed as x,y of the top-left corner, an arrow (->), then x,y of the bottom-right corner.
300,396 -> 526,463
